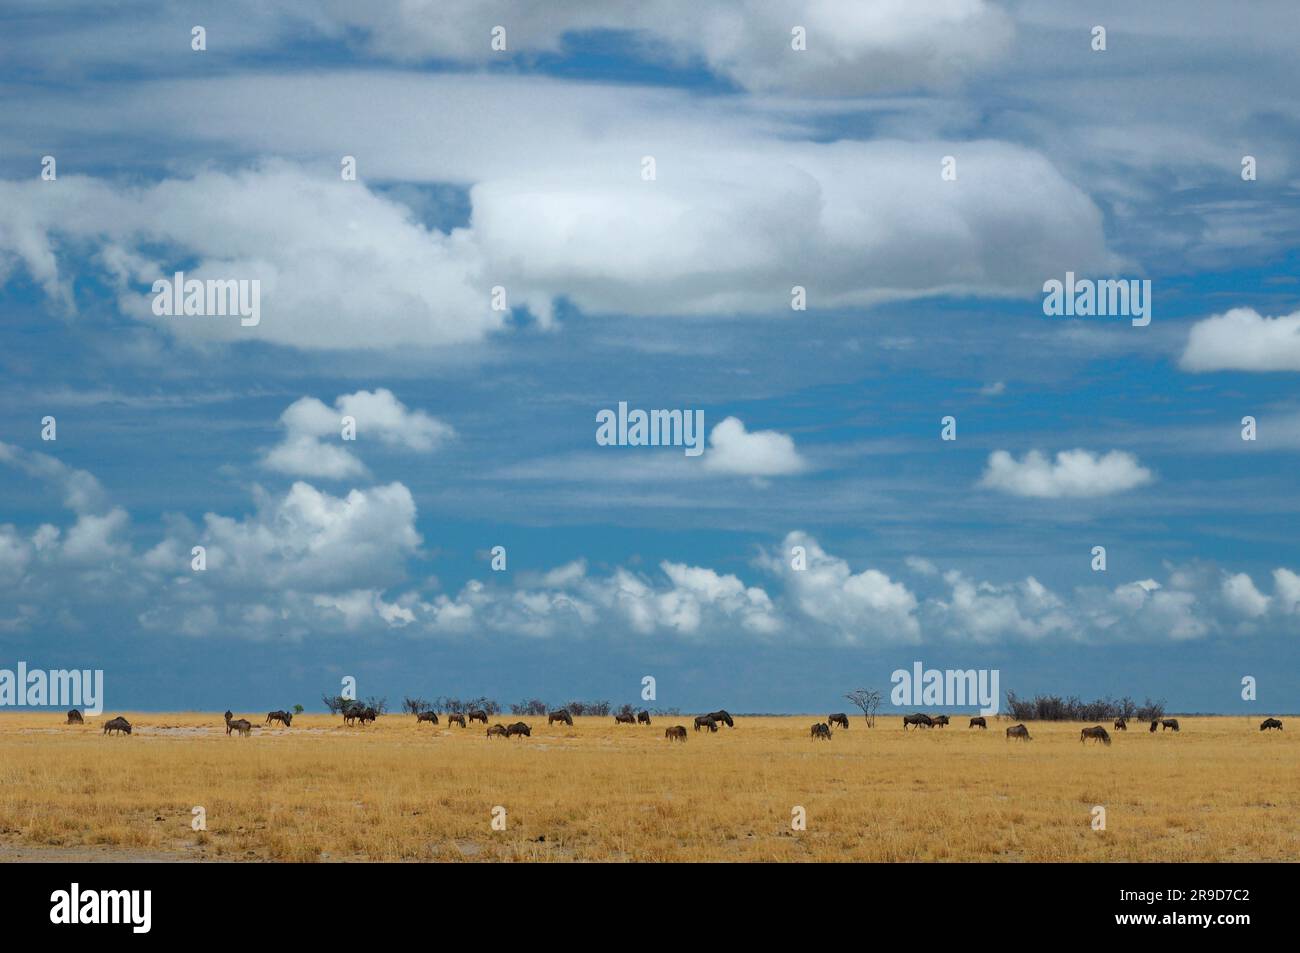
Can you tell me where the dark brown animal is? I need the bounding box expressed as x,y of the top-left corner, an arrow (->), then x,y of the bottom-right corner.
969,716 -> 987,729
637,710 -> 651,725
810,722 -> 832,740
1260,718 -> 1283,731
66,709 -> 83,724
707,710 -> 735,728
224,711 -> 252,737
665,726 -> 687,742
266,710 -> 292,727
506,721 -> 531,738
1113,718 -> 1127,730
1150,719 -> 1158,732
614,712 -> 636,724
1160,718 -> 1180,732
467,709 -> 489,724
448,713 -> 467,728
828,713 -> 849,729
486,724 -> 508,738
1005,723 -> 1031,741
930,714 -> 950,727
694,715 -> 718,732
416,710 -> 439,724
903,713 -> 933,730
548,710 -> 573,726
1080,725 -> 1111,746
103,716 -> 131,735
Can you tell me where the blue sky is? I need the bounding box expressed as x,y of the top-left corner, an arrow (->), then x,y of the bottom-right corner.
1,1 -> 1299,714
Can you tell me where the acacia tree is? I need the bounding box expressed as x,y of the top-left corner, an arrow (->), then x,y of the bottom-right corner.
845,689 -> 882,727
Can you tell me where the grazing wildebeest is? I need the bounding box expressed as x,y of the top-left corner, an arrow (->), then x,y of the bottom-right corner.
810,722 -> 832,740
1160,718 -> 1180,732
1080,725 -> 1111,746
614,712 -> 636,725
665,726 -> 687,742
448,713 -> 467,728
903,713 -> 933,730
506,721 -> 531,738
1005,723 -> 1031,741
342,704 -> 366,726
1114,718 -> 1127,731
1260,718 -> 1283,731
467,709 -> 489,724
1150,719 -> 1158,733
637,710 -> 652,725
930,714 -> 950,728
416,710 -> 439,725
103,716 -> 131,736
694,715 -> 718,733
828,713 -> 850,730
66,709 -> 83,725
548,710 -> 573,727
969,716 -> 987,729
266,710 -> 292,727
708,710 -> 735,728
486,724 -> 508,738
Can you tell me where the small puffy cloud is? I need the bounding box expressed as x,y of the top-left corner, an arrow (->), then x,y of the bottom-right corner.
1273,568 -> 1300,614
703,417 -> 807,477
1222,572 -> 1270,618
1180,307 -> 1300,372
979,449 -> 1153,498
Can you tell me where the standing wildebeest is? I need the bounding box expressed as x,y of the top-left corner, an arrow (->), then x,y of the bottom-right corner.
1114,718 -> 1127,731
694,715 -> 718,733
707,710 -> 735,728
548,710 -> 573,727
1260,718 -> 1283,731
1005,723 -> 1031,741
969,716 -> 987,729
614,712 -> 636,725
467,709 -> 488,724
637,710 -> 652,725
486,724 -> 508,738
224,711 -> 252,737
416,710 -> 439,725
828,713 -> 850,730
66,709 -> 84,724
1080,726 -> 1111,746
506,721 -> 531,738
810,722 -> 832,740
1160,718 -> 1180,732
266,710 -> 292,727
665,726 -> 687,742
903,713 -> 933,730
930,714 -> 950,728
1150,719 -> 1158,733
448,713 -> 467,728
103,716 -> 131,735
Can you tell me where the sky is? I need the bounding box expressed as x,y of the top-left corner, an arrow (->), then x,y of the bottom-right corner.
1,1 -> 1298,715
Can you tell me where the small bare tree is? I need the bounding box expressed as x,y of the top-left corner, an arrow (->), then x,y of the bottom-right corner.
845,689 -> 882,727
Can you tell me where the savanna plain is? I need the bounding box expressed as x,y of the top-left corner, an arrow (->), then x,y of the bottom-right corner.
0,713 -> 1294,862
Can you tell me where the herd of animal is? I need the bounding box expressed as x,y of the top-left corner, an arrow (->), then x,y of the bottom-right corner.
61,707 -> 1287,741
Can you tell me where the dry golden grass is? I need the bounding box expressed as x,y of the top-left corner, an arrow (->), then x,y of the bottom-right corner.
0,712 -> 1294,862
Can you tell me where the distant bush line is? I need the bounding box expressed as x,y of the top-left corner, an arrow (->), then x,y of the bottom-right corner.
1004,691 -> 1165,722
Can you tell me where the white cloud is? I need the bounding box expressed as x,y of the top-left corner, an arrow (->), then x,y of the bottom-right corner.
1180,307 -> 1300,372
979,448 -> 1154,498
1273,568 -> 1300,615
703,417 -> 806,477
1222,572 -> 1270,618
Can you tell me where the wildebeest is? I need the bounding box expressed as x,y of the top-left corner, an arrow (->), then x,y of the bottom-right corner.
224,711 -> 252,737
266,710 -> 292,727
810,722 -> 832,740
1114,717 -> 1127,731
506,721 -> 531,738
342,703 -> 374,726
547,710 -> 573,726
416,710 -> 439,725
637,710 -> 652,725
486,724 -> 508,738
1150,719 -> 1158,733
1080,725 -> 1111,746
467,709 -> 489,724
828,713 -> 850,730
66,709 -> 83,724
1160,718 -> 1180,732
969,716 -> 987,729
930,714 -> 950,728
1260,717 -> 1283,731
614,712 -> 636,724
665,726 -> 687,742
1005,723 -> 1031,741
707,710 -> 735,728
694,715 -> 718,733
103,716 -> 131,736
903,713 -> 933,730
448,713 -> 467,728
